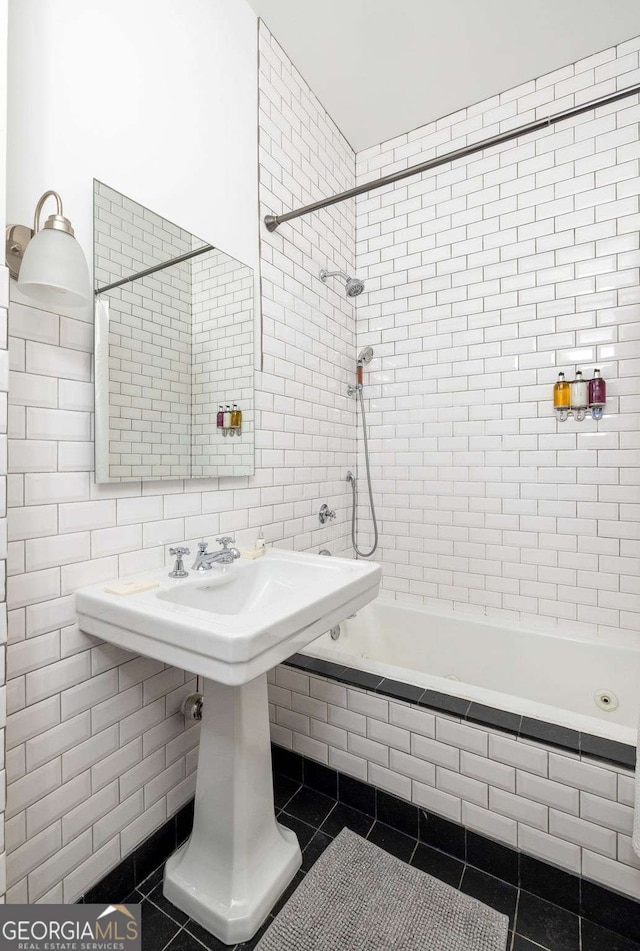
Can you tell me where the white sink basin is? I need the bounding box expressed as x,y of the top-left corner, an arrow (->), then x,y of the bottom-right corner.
76,548 -> 380,684
76,548 -> 380,944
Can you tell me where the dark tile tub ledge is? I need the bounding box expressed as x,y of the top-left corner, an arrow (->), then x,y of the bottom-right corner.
285,652 -> 636,769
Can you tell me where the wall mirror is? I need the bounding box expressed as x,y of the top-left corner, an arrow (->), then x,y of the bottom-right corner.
93,180 -> 255,482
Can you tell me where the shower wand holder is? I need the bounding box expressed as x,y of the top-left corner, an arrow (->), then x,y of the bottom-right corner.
347,382 -> 363,398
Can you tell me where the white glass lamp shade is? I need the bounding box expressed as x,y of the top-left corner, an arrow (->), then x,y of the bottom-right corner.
17,227 -> 92,306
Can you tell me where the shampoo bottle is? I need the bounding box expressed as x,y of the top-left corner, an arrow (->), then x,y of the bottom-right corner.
553,372 -> 571,421
570,370 -> 588,421
588,369 -> 606,420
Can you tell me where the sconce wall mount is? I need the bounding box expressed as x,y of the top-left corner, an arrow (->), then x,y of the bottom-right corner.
6,223 -> 34,281
5,190 -> 91,306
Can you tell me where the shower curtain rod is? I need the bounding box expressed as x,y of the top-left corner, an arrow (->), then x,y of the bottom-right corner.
264,82 -> 640,233
95,243 -> 215,295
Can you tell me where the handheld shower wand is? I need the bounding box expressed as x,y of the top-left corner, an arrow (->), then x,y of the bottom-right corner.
348,347 -> 378,558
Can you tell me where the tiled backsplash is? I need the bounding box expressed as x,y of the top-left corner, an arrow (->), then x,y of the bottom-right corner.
4,21 -> 356,902
267,667 -> 640,902
355,35 -> 640,642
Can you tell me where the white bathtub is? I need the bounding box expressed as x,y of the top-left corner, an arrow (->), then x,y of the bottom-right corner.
305,599 -> 640,746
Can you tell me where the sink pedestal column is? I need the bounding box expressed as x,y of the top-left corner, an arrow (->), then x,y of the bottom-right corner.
163,674 -> 301,944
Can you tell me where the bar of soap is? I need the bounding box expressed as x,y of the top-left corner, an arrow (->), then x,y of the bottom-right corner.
240,548 -> 265,560
104,580 -> 159,596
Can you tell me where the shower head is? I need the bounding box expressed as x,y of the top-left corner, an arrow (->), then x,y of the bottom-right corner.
319,267 -> 365,298
357,346 -> 374,365
345,276 -> 365,297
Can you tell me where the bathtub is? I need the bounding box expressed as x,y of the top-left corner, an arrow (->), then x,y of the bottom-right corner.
304,598 -> 640,747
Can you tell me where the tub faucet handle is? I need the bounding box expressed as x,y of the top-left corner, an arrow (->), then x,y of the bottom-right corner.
319,503 -> 336,525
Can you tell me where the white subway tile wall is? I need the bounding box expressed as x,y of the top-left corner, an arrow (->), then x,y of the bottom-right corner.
265,31 -> 640,905
268,669 -> 640,898
5,21 -> 356,902
0,264 -> 9,901
354,36 -> 640,640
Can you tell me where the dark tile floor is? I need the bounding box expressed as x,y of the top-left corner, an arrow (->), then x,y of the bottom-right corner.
125,776 -> 640,951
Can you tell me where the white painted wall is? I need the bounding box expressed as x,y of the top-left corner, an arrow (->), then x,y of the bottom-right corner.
0,0 -> 6,229
7,0 -> 259,271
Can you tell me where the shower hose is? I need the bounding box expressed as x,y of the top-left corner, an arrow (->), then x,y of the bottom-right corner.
350,385 -> 379,558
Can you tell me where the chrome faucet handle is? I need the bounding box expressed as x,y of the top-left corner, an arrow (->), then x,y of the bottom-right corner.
319,504 -> 336,525
216,536 -> 235,549
169,546 -> 190,579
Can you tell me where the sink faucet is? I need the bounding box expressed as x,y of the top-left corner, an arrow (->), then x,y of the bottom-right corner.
192,537 -> 241,571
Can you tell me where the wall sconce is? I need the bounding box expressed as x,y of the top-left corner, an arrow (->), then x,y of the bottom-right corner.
5,190 -> 91,306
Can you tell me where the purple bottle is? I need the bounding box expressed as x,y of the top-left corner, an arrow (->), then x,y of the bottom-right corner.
217,405 -> 224,429
588,369 -> 606,420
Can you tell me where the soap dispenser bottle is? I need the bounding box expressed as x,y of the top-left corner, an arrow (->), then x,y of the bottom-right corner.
588,369 -> 606,420
553,372 -> 571,422
570,370 -> 588,422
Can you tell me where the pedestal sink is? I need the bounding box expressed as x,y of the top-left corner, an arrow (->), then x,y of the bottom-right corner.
76,549 -> 380,944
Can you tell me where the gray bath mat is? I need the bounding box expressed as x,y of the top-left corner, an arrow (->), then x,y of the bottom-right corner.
256,828 -> 508,951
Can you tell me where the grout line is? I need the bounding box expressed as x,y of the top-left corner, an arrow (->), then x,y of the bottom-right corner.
179,920 -> 220,951
137,862 -> 166,895
319,799 -> 338,833
408,837 -> 419,864
511,889 -> 521,948
146,893 -> 188,929
277,781 -> 303,813
514,935 -> 550,951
